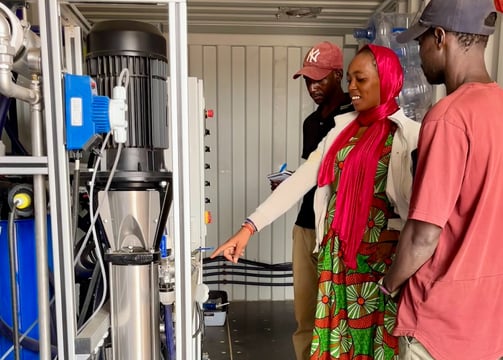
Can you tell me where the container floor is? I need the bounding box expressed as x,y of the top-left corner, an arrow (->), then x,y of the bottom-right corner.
202,300 -> 296,360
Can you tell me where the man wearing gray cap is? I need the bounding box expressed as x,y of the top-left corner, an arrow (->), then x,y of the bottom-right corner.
381,0 -> 503,359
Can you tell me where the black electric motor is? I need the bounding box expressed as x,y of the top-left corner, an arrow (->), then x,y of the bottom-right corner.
86,20 -> 169,176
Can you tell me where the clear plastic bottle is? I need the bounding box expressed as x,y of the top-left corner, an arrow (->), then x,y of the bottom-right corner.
389,29 -> 409,67
406,41 -> 421,67
398,67 -> 433,122
353,19 -> 376,44
374,13 -> 392,48
353,14 -> 392,48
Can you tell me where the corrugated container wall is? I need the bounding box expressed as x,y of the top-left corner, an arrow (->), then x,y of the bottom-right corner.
188,34 -> 354,301
188,8 -> 503,301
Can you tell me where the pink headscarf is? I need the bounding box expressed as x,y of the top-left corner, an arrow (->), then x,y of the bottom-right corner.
317,44 -> 403,269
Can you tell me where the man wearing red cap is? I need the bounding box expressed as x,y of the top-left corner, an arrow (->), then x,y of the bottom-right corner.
289,41 -> 352,360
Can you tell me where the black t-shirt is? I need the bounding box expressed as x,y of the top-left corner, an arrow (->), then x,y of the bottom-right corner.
295,99 -> 353,229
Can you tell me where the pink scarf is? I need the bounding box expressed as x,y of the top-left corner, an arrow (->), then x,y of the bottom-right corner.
317,44 -> 403,269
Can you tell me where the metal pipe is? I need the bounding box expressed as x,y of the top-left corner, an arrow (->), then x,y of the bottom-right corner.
0,3 -> 23,54
0,69 -> 39,104
0,15 -> 39,104
30,78 -> 52,360
7,208 -> 20,360
110,261 -> 160,360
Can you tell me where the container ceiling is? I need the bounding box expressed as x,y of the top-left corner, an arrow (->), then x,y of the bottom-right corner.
60,0 -> 398,36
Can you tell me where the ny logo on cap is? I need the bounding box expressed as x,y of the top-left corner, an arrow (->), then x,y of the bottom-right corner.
306,48 -> 321,63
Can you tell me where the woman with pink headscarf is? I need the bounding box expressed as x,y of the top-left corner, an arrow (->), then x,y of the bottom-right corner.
211,45 -> 419,359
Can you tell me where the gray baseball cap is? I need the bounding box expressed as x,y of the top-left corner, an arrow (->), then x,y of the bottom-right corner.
396,0 -> 497,43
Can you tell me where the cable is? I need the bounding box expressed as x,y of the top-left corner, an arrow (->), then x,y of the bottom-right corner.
164,304 -> 175,359
0,315 -> 34,360
77,141 -> 123,332
204,280 -> 293,287
0,95 -> 11,137
192,303 -> 205,339
99,344 -> 106,360
203,271 -> 292,279
203,256 -> 294,285
5,90 -> 29,156
73,131 -> 111,267
77,262 -> 101,328
153,181 -> 173,251
74,215 -> 111,278
74,62 -> 130,266
74,65 -> 130,331
4,124 -> 29,155
0,315 -> 58,359
117,68 -> 129,89
203,264 -> 292,272
71,155 -> 82,244
204,256 -> 292,271
7,207 -> 20,360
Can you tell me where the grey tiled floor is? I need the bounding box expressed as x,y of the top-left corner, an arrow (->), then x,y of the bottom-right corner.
202,300 -> 296,360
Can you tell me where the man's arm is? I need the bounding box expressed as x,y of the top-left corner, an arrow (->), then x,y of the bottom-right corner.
383,219 -> 442,292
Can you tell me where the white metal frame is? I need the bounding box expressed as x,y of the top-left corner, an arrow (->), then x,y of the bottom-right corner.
37,1 -> 192,359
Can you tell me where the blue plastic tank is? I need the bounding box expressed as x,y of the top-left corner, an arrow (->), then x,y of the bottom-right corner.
0,217 -> 53,360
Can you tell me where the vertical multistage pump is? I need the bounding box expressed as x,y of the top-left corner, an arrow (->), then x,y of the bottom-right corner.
85,20 -> 172,360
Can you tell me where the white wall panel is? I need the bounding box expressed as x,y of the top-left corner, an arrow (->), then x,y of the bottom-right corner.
188,13 -> 503,301
258,46 -> 275,300
188,34 -> 343,301
244,45 -> 261,300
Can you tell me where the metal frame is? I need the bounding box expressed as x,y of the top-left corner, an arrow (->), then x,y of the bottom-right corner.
0,156 -> 48,175
38,1 -> 77,358
36,1 -> 191,359
167,2 -> 193,360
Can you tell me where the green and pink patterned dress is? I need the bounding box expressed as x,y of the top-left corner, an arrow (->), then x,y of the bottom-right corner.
310,127 -> 400,360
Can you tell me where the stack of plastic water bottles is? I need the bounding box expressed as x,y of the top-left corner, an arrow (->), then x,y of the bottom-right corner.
354,12 -> 433,122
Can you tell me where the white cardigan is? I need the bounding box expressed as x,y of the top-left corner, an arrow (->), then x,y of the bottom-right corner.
248,109 -> 420,249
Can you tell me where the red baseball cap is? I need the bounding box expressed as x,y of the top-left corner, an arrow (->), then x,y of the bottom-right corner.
293,41 -> 344,81
495,0 -> 503,12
